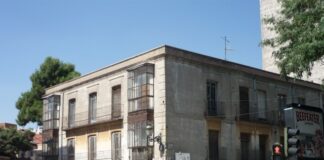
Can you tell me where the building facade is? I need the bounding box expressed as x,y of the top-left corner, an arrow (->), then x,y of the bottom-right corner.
42,45 -> 324,160
260,0 -> 324,84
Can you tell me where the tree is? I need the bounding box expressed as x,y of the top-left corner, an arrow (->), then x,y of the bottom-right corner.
263,0 -> 324,79
0,128 -> 35,159
16,57 -> 80,125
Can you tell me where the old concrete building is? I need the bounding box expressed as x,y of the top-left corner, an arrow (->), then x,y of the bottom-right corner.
42,45 -> 324,160
260,0 -> 324,84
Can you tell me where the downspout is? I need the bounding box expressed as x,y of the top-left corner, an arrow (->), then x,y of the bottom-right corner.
252,76 -> 257,160
60,92 -> 64,160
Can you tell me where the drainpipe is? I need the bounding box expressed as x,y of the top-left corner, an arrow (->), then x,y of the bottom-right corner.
252,76 -> 257,160
59,92 -> 64,160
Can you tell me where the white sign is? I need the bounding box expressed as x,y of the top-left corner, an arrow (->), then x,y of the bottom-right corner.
175,152 -> 190,160
285,107 -> 324,159
294,109 -> 323,135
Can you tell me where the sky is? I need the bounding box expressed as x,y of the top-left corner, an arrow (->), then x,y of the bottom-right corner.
0,0 -> 262,127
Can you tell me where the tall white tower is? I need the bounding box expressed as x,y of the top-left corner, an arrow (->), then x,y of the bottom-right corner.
260,0 -> 324,84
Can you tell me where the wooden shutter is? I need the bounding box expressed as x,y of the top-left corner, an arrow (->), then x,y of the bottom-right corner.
88,136 -> 96,160
112,86 -> 121,119
112,132 -> 121,160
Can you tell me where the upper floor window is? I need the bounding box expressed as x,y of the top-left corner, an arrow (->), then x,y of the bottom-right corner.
68,99 -> 76,128
43,95 -> 60,130
239,87 -> 249,120
128,64 -> 154,112
89,93 -> 97,123
112,85 -> 122,119
278,94 -> 287,122
297,97 -> 305,105
257,90 -> 267,119
207,81 -> 218,116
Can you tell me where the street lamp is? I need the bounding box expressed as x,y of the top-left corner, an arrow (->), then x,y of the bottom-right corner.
146,123 -> 164,152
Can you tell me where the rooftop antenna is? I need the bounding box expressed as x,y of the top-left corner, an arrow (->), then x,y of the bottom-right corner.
221,36 -> 234,60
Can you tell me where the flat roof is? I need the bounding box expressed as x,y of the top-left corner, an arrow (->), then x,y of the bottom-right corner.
45,45 -> 322,95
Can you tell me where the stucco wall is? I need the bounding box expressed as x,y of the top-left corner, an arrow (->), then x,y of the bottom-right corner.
164,52 -> 322,160
58,56 -> 166,160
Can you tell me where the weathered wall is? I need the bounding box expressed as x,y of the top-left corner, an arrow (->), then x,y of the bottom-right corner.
164,50 -> 322,160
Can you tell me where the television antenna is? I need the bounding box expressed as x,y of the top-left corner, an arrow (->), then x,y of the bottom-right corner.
221,36 -> 234,60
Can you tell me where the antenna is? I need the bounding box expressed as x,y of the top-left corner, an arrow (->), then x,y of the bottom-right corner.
221,36 -> 234,60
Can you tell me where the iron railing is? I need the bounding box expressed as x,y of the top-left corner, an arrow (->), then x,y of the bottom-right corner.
61,150 -> 122,160
63,104 -> 123,130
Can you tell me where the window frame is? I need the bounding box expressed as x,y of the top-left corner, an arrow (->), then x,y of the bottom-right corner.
112,85 -> 122,119
89,92 -> 97,123
128,64 -> 154,113
112,131 -> 122,160
239,87 -> 250,120
88,135 -> 97,160
257,90 -> 267,119
67,138 -> 75,160
68,99 -> 76,128
207,80 -> 218,116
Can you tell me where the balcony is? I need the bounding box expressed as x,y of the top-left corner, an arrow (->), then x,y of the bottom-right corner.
63,104 -> 123,130
206,101 -> 225,118
62,150 -> 123,160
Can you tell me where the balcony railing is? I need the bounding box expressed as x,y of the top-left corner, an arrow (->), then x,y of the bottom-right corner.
61,150 -> 122,160
206,101 -> 225,117
63,105 -> 123,130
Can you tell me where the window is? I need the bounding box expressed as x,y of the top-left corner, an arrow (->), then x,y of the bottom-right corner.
68,99 -> 76,128
112,132 -> 121,160
278,94 -> 287,122
259,135 -> 268,160
89,93 -> 97,123
128,121 -> 153,160
128,122 -> 148,148
240,133 -> 250,160
130,148 -> 153,160
43,95 -> 60,130
88,136 -> 96,160
112,86 -> 122,119
239,87 -> 249,120
67,139 -> 75,160
207,81 -> 218,116
42,138 -> 58,156
297,97 -> 305,105
128,64 -> 154,112
209,130 -> 219,160
257,90 -> 267,119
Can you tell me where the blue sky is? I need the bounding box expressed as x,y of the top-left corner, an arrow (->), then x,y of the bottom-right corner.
0,0 -> 262,127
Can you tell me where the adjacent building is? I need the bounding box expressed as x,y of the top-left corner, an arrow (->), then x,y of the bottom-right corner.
42,45 -> 324,160
260,0 -> 324,84
0,122 -> 17,129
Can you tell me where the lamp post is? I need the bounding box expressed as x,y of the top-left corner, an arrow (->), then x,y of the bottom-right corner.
146,124 -> 164,152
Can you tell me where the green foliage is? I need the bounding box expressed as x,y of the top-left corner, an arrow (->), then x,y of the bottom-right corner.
16,57 -> 80,125
0,128 -> 35,158
263,0 -> 324,78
